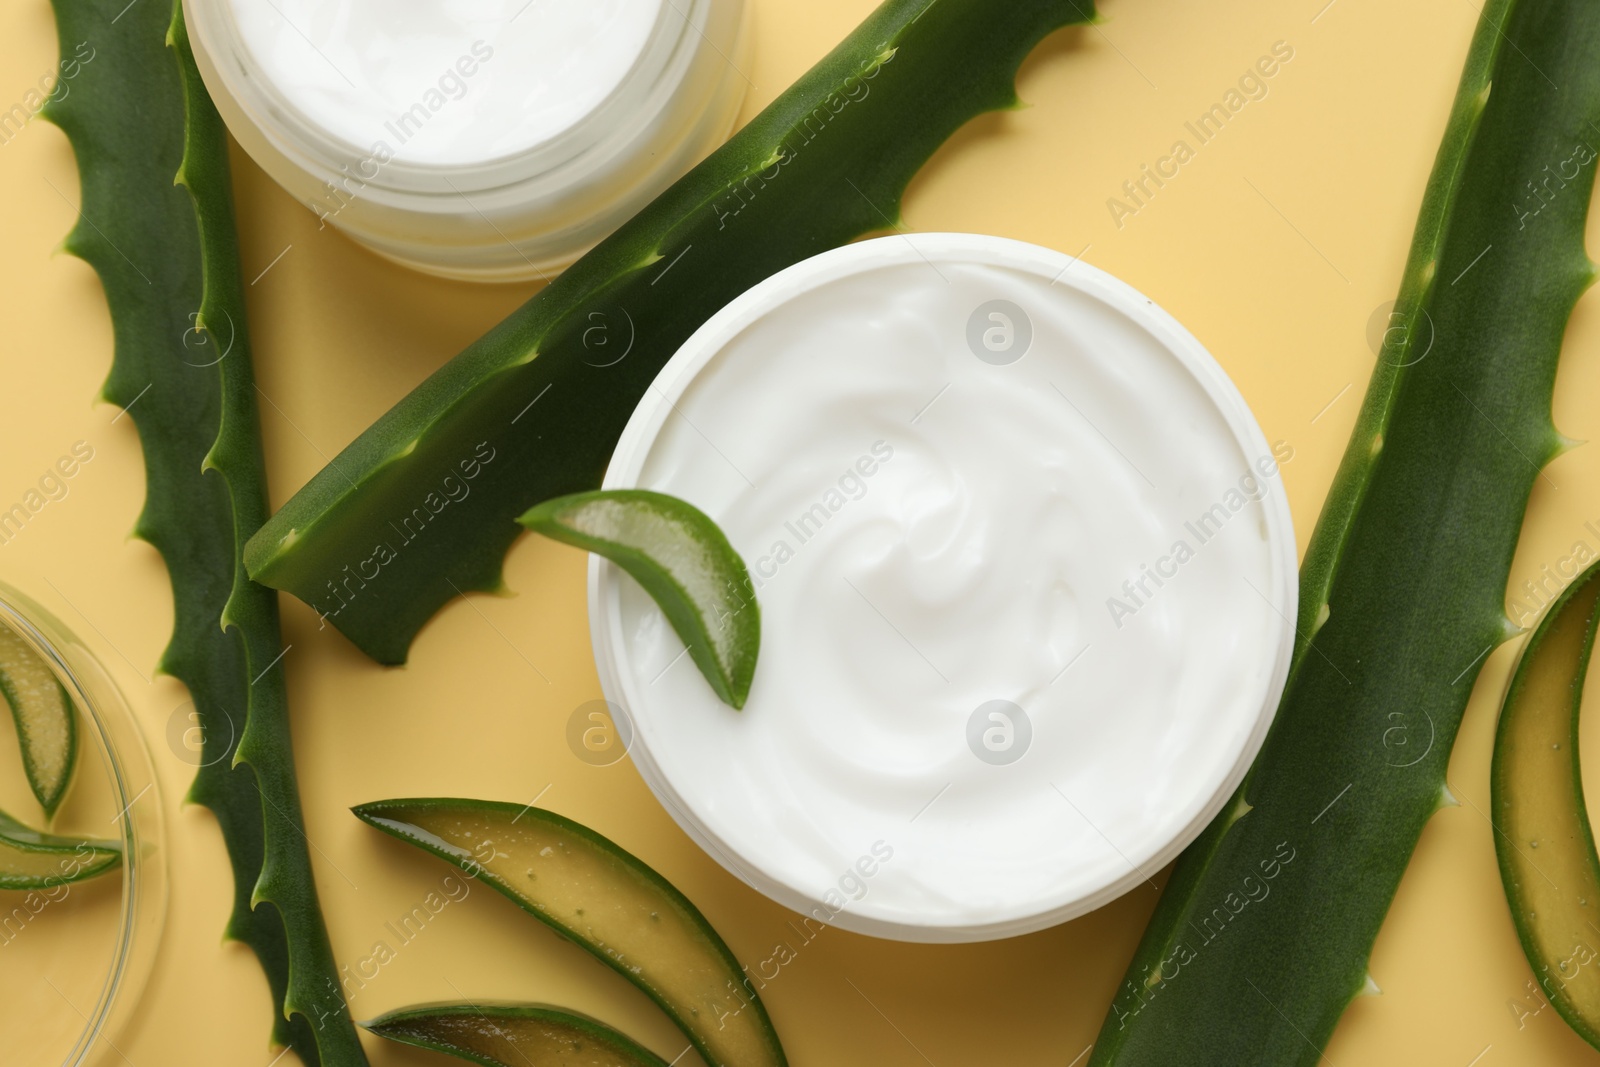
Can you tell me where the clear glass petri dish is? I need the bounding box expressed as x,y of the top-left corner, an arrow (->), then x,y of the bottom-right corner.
0,582 -> 166,1066
183,0 -> 748,281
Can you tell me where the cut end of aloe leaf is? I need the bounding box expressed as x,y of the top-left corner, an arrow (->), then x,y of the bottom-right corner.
1493,560 -> 1600,1050
520,490 -> 759,709
243,0 -> 1095,671
0,626 -> 77,819
354,798 -> 788,1067
363,1003 -> 671,1067
0,807 -> 120,890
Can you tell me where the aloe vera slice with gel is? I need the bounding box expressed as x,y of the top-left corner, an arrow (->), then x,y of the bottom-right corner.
0,807 -> 119,890
0,626 -> 76,820
521,490 -> 759,709
364,1003 -> 670,1067
354,798 -> 787,1067
1493,561 -> 1600,1050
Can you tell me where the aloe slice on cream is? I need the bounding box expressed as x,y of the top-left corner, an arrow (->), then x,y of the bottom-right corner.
522,490 -> 759,709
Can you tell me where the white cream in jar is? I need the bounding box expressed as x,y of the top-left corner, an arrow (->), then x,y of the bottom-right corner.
184,0 -> 747,279
592,234 -> 1297,942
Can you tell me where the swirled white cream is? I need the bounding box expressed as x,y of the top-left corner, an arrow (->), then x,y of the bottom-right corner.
229,0 -> 663,166
593,235 -> 1296,942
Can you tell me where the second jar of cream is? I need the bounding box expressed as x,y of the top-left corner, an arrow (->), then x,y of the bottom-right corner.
184,0 -> 747,280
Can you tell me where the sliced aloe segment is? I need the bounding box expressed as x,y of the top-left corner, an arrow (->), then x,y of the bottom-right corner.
0,625 -> 76,819
521,490 -> 759,709
0,807 -> 119,890
354,798 -> 786,1067
1493,560 -> 1600,1048
244,0 -> 1098,668
364,1003 -> 669,1067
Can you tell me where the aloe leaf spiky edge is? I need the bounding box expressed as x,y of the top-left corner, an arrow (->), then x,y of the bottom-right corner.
243,0 -> 1097,666
520,490 -> 760,709
42,1 -> 364,1062
170,11 -> 367,1063
1091,2 -> 1600,1063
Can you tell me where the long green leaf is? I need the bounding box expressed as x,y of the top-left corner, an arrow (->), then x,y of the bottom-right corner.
1091,1 -> 1600,1062
42,2 -> 364,1062
169,11 -> 366,1063
243,0 -> 1096,665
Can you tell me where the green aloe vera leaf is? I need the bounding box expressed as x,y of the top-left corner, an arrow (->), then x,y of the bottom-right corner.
1493,559 -> 1600,1049
41,2 -> 364,1062
243,0 -> 1096,666
169,11 -> 367,1061
354,798 -> 786,1067
363,1003 -> 671,1067
0,807 -> 119,890
0,625 -> 77,819
1091,1 -> 1600,1063
521,490 -> 759,708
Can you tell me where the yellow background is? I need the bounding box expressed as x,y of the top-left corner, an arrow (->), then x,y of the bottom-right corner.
3,0 -> 1599,1063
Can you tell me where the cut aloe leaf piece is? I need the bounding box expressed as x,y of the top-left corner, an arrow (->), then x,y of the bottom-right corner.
354,798 -> 786,1067
364,1003 -> 669,1067
0,625 -> 76,819
521,490 -> 759,709
1493,560 -> 1600,1049
0,807 -> 119,890
244,0 -> 1099,668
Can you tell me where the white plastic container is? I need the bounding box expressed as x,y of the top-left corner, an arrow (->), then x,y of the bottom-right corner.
184,0 -> 747,281
591,234 -> 1298,942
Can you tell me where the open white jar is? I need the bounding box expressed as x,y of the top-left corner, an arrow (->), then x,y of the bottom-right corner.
592,234 -> 1297,942
184,0 -> 747,281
